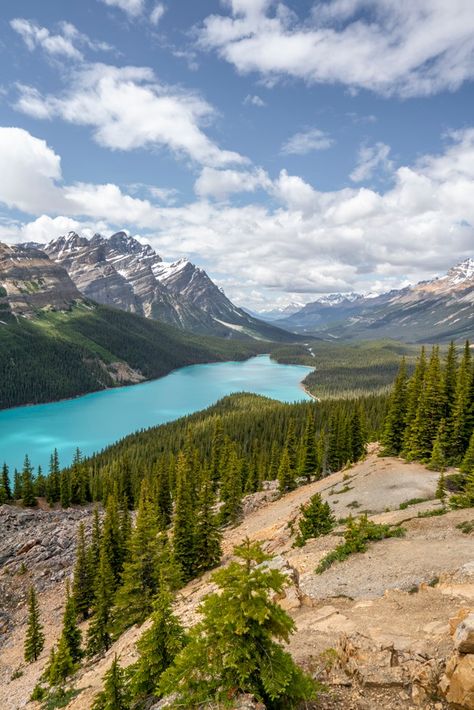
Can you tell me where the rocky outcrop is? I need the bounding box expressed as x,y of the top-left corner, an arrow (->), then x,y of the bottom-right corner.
440,611 -> 474,709
0,242 -> 83,317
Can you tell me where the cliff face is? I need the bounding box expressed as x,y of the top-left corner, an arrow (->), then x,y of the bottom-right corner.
0,242 -> 83,317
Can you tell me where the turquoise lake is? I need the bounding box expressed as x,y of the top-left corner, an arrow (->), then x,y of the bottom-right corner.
0,355 -> 313,474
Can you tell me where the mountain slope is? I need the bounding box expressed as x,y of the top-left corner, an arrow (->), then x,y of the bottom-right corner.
0,242 -> 264,409
41,232 -> 296,342
280,258 -> 474,342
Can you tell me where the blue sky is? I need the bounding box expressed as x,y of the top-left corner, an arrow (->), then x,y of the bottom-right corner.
0,0 -> 473,309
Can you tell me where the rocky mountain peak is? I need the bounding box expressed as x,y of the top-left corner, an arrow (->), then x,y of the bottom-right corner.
444,257 -> 474,285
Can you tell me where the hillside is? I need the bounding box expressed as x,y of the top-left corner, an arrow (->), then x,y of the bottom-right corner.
1,448 -> 473,709
39,232 -> 296,342
278,258 -> 474,343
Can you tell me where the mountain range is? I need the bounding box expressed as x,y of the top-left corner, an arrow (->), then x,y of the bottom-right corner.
39,232 -> 293,342
271,258 -> 474,343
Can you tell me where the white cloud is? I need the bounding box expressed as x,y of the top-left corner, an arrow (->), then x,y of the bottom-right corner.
100,0 -> 145,17
199,0 -> 474,97
10,18 -> 111,61
350,142 -> 393,182
243,94 -> 266,107
194,167 -> 271,200
150,3 -> 166,25
1,125 -> 473,307
15,63 -> 246,167
281,127 -> 334,155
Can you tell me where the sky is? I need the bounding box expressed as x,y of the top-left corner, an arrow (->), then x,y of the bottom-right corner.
0,0 -> 473,310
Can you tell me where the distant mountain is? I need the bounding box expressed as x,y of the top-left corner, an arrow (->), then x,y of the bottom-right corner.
249,302 -> 306,322
279,259 -> 474,342
40,232 -> 296,342
0,240 -> 265,408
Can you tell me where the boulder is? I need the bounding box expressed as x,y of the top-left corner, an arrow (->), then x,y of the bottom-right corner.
454,613 -> 474,654
443,654 -> 474,709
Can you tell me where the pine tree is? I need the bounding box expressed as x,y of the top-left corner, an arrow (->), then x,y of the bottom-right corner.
86,543 -> 115,657
460,430 -> 474,474
350,406 -> 366,462
102,493 -> 124,586
48,636 -> 75,689
450,468 -> 474,509
0,463 -> 12,503
194,467 -> 222,575
24,586 -> 44,662
285,420 -> 298,471
406,347 -> 445,461
70,448 -> 87,505
47,449 -> 61,504
60,582 -> 82,663
449,341 -> 473,462
277,447 -> 296,493
130,587 -> 185,704
428,419 -> 448,471
172,452 -> 195,581
219,444 -> 243,525
402,347 -> 427,457
155,464 -> 172,527
60,469 -> 71,508
381,358 -> 408,455
113,482 -> 161,633
209,417 -> 225,487
21,455 -> 37,507
13,469 -> 22,500
444,341 -> 458,419
294,494 -> 336,547
93,655 -> 131,710
159,539 -> 315,708
299,410 -> 318,481
73,522 -> 94,620
35,465 -> 47,498
435,472 -> 447,504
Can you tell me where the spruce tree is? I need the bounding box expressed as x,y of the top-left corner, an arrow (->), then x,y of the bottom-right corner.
159,539 -> 315,708
402,347 -> 427,457
21,455 -> 37,507
428,419 -> 448,471
172,452 -> 195,581
35,465 -> 47,498
381,358 -> 408,455
450,468 -> 474,509
86,543 -> 115,657
47,449 -> 61,504
350,406 -> 366,462
277,447 -> 296,493
0,463 -> 12,503
113,482 -> 161,633
435,472 -> 447,504
299,411 -> 318,481
24,586 -> 44,662
129,587 -> 185,704
285,420 -> 298,471
48,636 -> 75,690
93,655 -> 131,710
73,522 -> 93,620
449,341 -> 473,462
60,469 -> 71,508
102,493 -> 124,586
194,467 -> 222,575
444,341 -> 458,419
219,444 -> 243,525
406,347 -> 445,461
60,582 -> 82,662
294,494 -> 336,547
13,469 -> 22,500
460,430 -> 474,474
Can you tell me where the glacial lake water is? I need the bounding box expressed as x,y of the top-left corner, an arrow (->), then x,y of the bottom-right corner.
0,355 -> 313,474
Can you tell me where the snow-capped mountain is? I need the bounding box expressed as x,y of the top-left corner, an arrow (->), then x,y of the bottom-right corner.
279,259 -> 474,342
38,233 -> 296,341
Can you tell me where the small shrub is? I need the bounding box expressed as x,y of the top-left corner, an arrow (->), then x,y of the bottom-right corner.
347,500 -> 361,509
30,683 -> 46,701
456,520 -> 474,535
399,497 -> 429,510
417,507 -> 446,518
316,515 -> 405,574
11,668 -> 23,680
294,494 -> 335,547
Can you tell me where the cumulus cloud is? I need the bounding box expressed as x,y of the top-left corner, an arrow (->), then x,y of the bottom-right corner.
281,127 -> 334,155
0,125 -> 473,306
194,167 -> 271,200
100,0 -> 145,17
243,94 -> 266,107
14,63 -> 246,167
350,142 -> 393,182
10,18 -> 111,61
150,3 -> 166,25
198,0 -> 474,97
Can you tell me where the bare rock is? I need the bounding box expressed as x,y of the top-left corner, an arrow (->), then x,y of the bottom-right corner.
454,613 -> 474,654
442,653 -> 474,709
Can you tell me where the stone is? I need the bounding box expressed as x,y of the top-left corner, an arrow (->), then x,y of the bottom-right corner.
454,613 -> 474,654
445,654 -> 474,709
450,607 -> 472,636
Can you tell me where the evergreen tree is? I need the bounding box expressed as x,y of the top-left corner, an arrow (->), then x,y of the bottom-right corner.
93,655 -> 131,710
285,420 -> 298,471
381,358 -> 408,455
48,636 -> 75,689
73,522 -> 94,620
129,587 -> 185,704
435,472 -> 447,504
294,494 -> 336,547
428,419 -> 448,471
70,448 -> 87,505
172,452 -> 195,581
35,465 -> 47,498
60,582 -> 82,662
460,430 -> 474,474
159,539 -> 315,708
449,341 -> 472,462
0,463 -> 12,503
350,405 -> 366,462
402,347 -> 427,457
194,467 -> 222,575
450,468 -> 474,509
277,447 -> 296,493
86,543 -> 115,657
155,464 -> 172,527
47,449 -> 61,504
24,586 -> 44,662
444,341 -> 458,419
405,347 -> 445,461
299,411 -> 318,481
219,444 -> 243,525
21,455 -> 36,507
60,469 -> 71,508
209,417 -> 225,487
102,493 -> 124,586
113,482 -> 161,633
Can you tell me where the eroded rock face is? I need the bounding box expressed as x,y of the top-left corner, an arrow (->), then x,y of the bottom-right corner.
454,613 -> 474,654
442,654 -> 474,709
